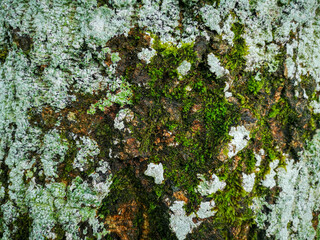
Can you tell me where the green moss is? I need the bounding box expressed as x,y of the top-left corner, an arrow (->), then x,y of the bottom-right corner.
12,32 -> 33,55
224,23 -> 248,73
260,122 -> 281,161
152,37 -> 197,65
239,148 -> 256,173
0,47 -> 8,63
300,74 -> 316,99
250,122 -> 284,197
54,224 -> 66,240
12,211 -> 32,240
120,29 -> 308,238
99,167 -> 177,239
247,76 -> 264,96
249,0 -> 258,6
203,0 -> 221,7
59,133 -> 77,182
99,168 -> 138,217
126,36 -> 241,216
96,0 -> 109,7
213,169 -> 254,238
267,97 -> 300,139
203,96 -> 236,148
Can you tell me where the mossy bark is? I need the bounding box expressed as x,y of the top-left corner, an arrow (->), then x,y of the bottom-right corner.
1,1 -> 320,240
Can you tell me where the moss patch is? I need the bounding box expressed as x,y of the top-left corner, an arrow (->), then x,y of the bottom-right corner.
12,211 -> 32,240
23,23 -> 320,239
99,167 -> 177,239
0,47 -> 8,63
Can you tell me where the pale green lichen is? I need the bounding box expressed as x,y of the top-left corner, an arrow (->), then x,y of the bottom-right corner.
197,173 -> 226,196
114,108 -> 132,130
40,130 -> 69,179
138,0 -> 180,44
87,78 -> 132,115
261,159 -> 279,189
253,130 -> 320,239
86,5 -> 133,46
169,200 -> 216,240
310,98 -> 320,114
208,53 -> 228,78
196,200 -> 216,219
0,0 -> 118,238
73,136 -> 100,172
177,60 -> 191,78
200,5 -> 222,35
254,149 -> 264,168
169,201 -> 201,240
137,47 -> 157,64
223,82 -> 232,98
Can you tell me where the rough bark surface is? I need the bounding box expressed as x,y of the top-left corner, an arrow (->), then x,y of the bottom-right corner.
1,0 -> 320,239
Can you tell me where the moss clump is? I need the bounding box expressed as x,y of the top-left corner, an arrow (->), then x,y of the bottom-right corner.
99,26 -> 317,238
203,0 -> 221,7
11,30 -> 33,55
145,37 -> 198,97
58,132 -> 77,183
54,224 -> 66,240
126,35 -> 241,216
213,171 -> 254,238
99,168 -> 139,217
247,76 -> 264,96
99,167 -> 176,239
12,211 -> 32,240
268,97 -> 298,123
224,23 -> 248,73
0,47 -> 8,63
239,148 -> 257,174
301,74 -> 316,99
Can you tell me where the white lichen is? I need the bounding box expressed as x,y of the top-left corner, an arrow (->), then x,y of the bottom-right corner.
285,57 -> 296,79
221,14 -> 235,45
138,0 -> 180,44
207,53 -> 228,78
169,201 -> 200,240
254,149 -> 265,168
310,98 -> 320,114
196,200 -> 216,219
138,48 -> 157,64
72,137 -> 99,172
40,130 -> 68,179
197,173 -> 226,196
200,5 -> 221,35
228,125 -> 250,158
114,108 -> 131,130
261,159 -> 279,189
224,82 -> 232,98
144,163 -> 164,184
242,173 -> 256,193
177,60 -> 191,77
170,199 -> 216,240
253,130 -> 320,239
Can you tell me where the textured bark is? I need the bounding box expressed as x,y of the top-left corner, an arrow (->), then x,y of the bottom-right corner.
1,1 -> 320,239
